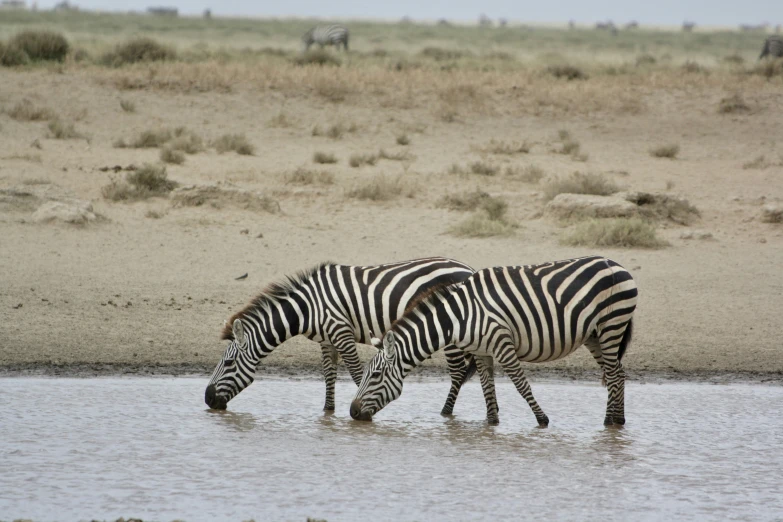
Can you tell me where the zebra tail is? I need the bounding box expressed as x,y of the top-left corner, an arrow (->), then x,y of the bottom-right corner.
457,353 -> 477,387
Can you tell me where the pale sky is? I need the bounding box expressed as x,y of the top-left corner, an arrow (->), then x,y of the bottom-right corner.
34,0 -> 782,26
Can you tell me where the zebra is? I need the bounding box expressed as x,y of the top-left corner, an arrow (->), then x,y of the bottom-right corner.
205,257 -> 490,416
350,256 -> 638,427
759,35 -> 783,59
302,24 -> 349,52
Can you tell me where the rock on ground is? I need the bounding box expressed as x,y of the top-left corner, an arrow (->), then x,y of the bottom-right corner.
760,204 -> 783,224
545,193 -> 638,219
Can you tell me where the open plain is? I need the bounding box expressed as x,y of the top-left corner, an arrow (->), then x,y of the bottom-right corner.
1,12 -> 782,381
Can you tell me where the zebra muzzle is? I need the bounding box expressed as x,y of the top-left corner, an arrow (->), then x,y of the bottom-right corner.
350,399 -> 372,421
205,384 -> 228,410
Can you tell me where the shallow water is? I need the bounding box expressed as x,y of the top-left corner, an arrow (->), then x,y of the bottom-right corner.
1,377 -> 782,521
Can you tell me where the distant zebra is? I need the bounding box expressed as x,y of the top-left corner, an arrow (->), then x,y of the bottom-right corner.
351,256 -> 638,427
205,258 -> 489,416
302,24 -> 349,51
682,21 -> 696,32
759,35 -> 783,59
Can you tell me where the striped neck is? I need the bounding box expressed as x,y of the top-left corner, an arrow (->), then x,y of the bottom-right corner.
243,291 -> 314,357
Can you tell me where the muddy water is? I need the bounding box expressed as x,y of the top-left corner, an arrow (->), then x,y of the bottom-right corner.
1,377 -> 782,521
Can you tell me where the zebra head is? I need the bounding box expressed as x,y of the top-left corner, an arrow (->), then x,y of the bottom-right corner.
350,330 -> 404,421
205,319 -> 259,410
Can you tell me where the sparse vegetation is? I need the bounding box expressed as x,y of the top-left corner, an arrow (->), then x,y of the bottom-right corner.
312,122 -> 358,140
101,37 -> 176,67
160,147 -> 185,164
396,133 -> 410,146
718,93 -> 751,114
750,58 -> 783,79
543,172 -> 619,201
168,129 -> 204,154
742,155 -> 770,169
213,133 -> 254,155
119,99 -> 136,113
635,54 -> 657,66
477,139 -> 531,155
378,148 -> 412,161
347,175 -> 411,201
313,151 -> 338,164
722,54 -> 744,65
292,49 -> 341,67
349,153 -> 378,168
268,111 -> 294,128
6,30 -> 69,63
114,128 -> 173,149
562,218 -> 667,248
547,64 -> 587,80
506,164 -> 545,183
438,189 -> 494,212
285,167 -> 334,185
101,163 -> 177,201
649,144 -> 680,159
469,160 -> 499,176
47,119 -> 83,139
7,100 -> 56,121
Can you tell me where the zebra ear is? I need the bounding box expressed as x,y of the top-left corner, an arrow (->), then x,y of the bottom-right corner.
382,331 -> 396,360
232,319 -> 246,344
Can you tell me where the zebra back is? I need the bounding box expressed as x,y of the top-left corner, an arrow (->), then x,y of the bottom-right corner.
302,24 -> 349,50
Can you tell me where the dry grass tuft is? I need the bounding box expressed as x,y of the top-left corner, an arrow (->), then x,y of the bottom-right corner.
7,30 -> 69,63
742,155 -> 770,169
396,133 -> 410,146
119,99 -> 136,113
47,119 -> 83,139
267,111 -> 294,128
448,214 -> 516,238
543,172 -> 619,201
750,58 -> 783,79
160,147 -> 185,164
7,100 -> 56,121
313,151 -> 338,164
292,49 -> 341,67
506,164 -> 545,183
438,189 -> 493,212
101,37 -> 176,67
347,175 -> 412,201
168,129 -> 204,154
649,144 -> 680,159
718,93 -> 751,114
114,128 -> 172,149
722,54 -> 744,65
102,163 -> 177,201
547,64 -> 587,80
0,40 -> 30,66
312,77 -> 352,102
469,160 -> 499,176
682,61 -> 706,74
477,139 -> 531,155
378,148 -> 413,161
562,218 -> 667,248
312,122 -> 358,139
285,166 -> 335,185
213,133 -> 254,155
349,153 -> 378,168
635,54 -> 657,67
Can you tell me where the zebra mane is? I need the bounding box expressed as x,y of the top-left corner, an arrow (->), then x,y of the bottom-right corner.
391,280 -> 464,331
221,261 -> 334,340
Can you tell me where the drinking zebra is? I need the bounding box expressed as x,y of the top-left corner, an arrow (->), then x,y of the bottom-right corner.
759,35 -> 783,59
350,256 -> 638,427
302,24 -> 349,51
205,257 -> 487,415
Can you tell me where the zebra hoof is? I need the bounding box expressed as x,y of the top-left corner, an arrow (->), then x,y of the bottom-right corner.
440,407 -> 454,416
487,416 -> 499,426
536,415 -> 549,428
604,415 -> 625,426
323,405 -> 335,412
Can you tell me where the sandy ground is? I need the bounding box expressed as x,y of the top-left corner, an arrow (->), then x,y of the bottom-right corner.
1,67 -> 782,383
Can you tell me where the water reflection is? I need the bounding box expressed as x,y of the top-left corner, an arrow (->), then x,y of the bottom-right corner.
205,409 -> 258,433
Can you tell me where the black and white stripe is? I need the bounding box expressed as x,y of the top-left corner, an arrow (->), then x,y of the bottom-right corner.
205,257 -> 483,414
759,35 -> 783,60
351,256 -> 638,427
302,24 -> 349,51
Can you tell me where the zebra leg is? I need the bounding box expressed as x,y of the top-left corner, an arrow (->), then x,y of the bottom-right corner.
320,343 -> 339,411
441,344 -> 469,415
603,361 -> 626,426
333,339 -> 364,387
475,356 -> 499,425
584,335 -> 607,385
494,342 -> 549,427
597,320 -> 633,426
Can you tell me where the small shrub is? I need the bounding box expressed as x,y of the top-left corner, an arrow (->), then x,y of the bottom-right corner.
0,41 -> 30,66
722,54 -> 744,65
102,163 -> 177,201
8,31 -> 69,62
268,111 -> 293,128
115,128 -> 173,149
478,139 -> 531,155
547,65 -> 587,80
285,166 -> 334,185
718,93 -> 750,114
469,161 -> 498,176
438,190 -> 492,211
120,99 -> 136,113
168,130 -> 204,154
396,133 -> 410,146
635,54 -> 657,67
481,198 -> 508,221
447,163 -> 466,175
743,155 -> 769,169
145,210 -> 164,219
7,100 -> 56,121
682,61 -> 706,74
160,147 -> 185,164
562,218 -> 667,248
448,214 -> 515,238
559,139 -> 581,156
292,49 -> 341,66
543,172 -> 619,201
649,144 -> 680,159
312,122 -> 357,139
349,153 -> 378,168
213,133 -> 254,155
506,165 -> 545,183
47,119 -> 83,139
378,148 -> 412,161
347,175 -> 410,201
101,37 -> 176,67
313,151 -> 338,164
